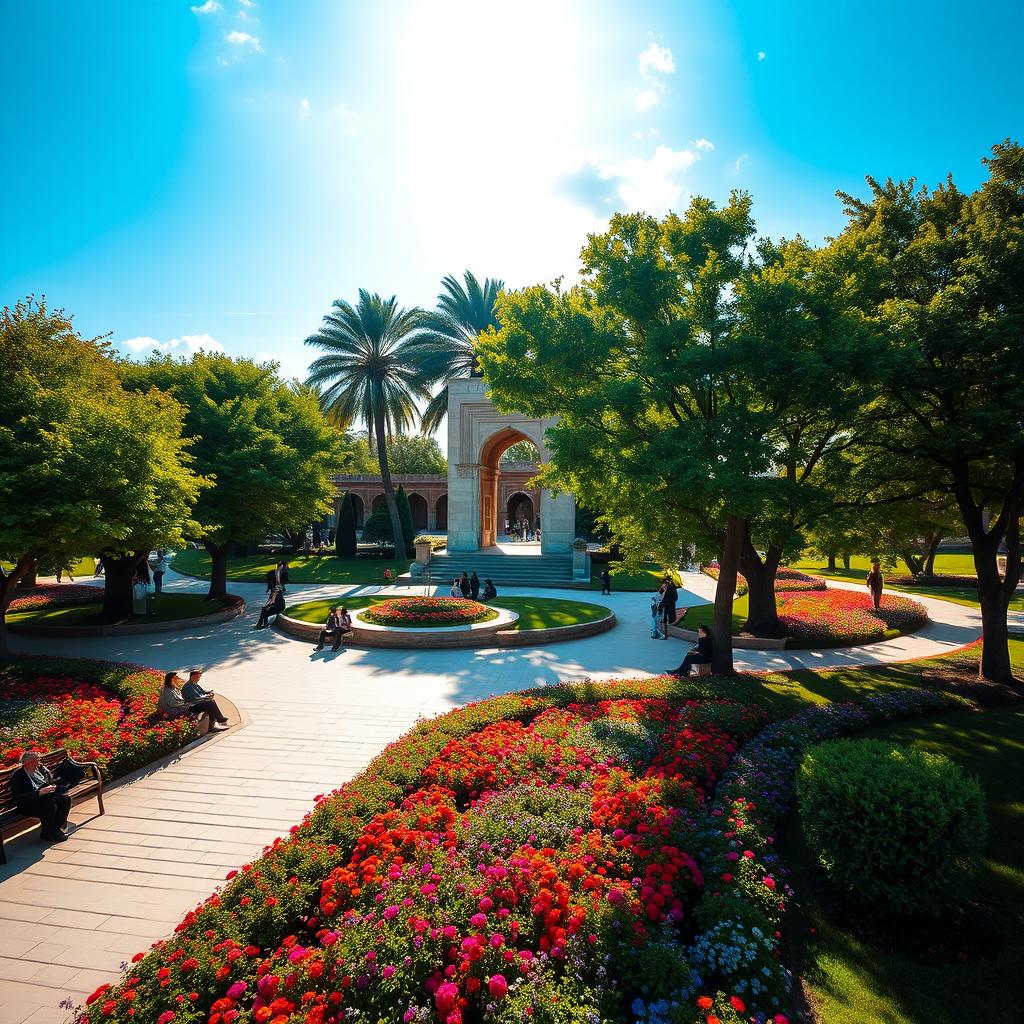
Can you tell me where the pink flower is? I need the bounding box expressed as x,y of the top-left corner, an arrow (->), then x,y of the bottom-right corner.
488,974 -> 508,999
435,981 -> 460,1012
226,982 -> 247,1000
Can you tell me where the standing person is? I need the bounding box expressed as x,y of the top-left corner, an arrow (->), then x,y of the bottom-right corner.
11,751 -> 72,843
279,561 -> 290,594
866,559 -> 884,610
450,578 -> 461,597
459,572 -> 472,598
152,553 -> 168,595
650,588 -> 664,639
667,625 -> 714,676
600,567 -> 612,595
470,571 -> 480,601
659,576 -> 678,639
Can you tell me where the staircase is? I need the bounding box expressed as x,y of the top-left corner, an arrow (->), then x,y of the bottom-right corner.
416,549 -> 581,589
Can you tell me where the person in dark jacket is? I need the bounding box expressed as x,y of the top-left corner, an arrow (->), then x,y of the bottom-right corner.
659,577 -> 678,638
470,571 -> 480,601
600,567 -> 612,595
279,562 -> 290,593
480,578 -> 497,601
11,751 -> 72,843
256,587 -> 286,628
668,625 -> 714,676
459,572 -> 471,598
866,559 -> 884,610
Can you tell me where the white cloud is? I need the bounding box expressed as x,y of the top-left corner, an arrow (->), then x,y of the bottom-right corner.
191,0 -> 221,13
121,334 -> 226,357
757,51 -> 766,61
694,137 -> 714,151
239,0 -> 257,6
635,88 -> 660,111
616,144 -> 699,213
225,30 -> 262,52
236,9 -> 259,22
638,42 -> 675,78
332,102 -> 359,134
734,153 -> 750,173
298,97 -> 311,120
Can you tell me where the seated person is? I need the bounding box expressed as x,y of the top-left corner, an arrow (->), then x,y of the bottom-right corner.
480,578 -> 497,602
315,606 -> 352,652
159,672 -> 228,728
11,750 -> 72,843
256,586 -> 286,628
667,624 -> 714,677
182,668 -> 212,703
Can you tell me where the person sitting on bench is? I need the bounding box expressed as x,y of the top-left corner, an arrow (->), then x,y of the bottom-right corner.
11,751 -> 72,844
480,578 -> 497,601
667,624 -> 714,676
256,586 -> 285,629
159,672 -> 228,729
315,606 -> 352,651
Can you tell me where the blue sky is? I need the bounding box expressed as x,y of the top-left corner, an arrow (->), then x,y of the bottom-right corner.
3,0 -> 1022,383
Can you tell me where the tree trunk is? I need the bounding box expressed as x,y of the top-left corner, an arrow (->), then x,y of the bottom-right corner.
739,536 -> 784,637
900,551 -> 924,576
711,516 -> 746,675
101,553 -> 138,622
206,541 -> 233,599
826,553 -> 836,571
842,553 -> 851,570
923,534 -> 942,577
374,412 -> 405,560
0,554 -> 35,662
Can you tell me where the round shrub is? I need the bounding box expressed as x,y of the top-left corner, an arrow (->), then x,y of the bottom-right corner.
797,737 -> 986,916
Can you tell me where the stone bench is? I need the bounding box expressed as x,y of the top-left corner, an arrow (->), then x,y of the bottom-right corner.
0,748 -> 104,862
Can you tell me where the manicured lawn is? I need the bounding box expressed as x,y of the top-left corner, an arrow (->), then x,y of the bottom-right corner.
2,556 -> 98,578
285,595 -> 610,631
793,553 -> 979,577
6,592 -> 235,626
590,560 -> 679,591
792,706 -> 1024,1024
172,547 -> 410,585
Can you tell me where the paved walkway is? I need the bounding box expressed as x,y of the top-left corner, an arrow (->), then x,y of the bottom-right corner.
0,569 -> 991,1023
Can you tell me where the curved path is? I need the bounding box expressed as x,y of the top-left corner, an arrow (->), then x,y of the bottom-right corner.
0,568 -> 993,1023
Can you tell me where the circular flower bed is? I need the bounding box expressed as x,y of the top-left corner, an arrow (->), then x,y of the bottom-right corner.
0,656 -> 199,778
778,590 -> 928,646
702,566 -> 826,596
361,596 -> 498,628
7,583 -> 102,612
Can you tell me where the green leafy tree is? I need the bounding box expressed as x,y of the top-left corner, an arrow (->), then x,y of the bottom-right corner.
838,141 -> 1024,684
361,507 -> 394,548
305,291 -> 431,561
409,271 -> 504,434
122,354 -> 343,598
499,440 -> 540,464
336,492 -> 357,557
0,299 -> 205,647
345,431 -> 447,475
396,485 -> 416,554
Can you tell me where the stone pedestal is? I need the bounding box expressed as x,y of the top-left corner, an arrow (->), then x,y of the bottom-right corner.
415,539 -> 432,566
572,538 -> 591,581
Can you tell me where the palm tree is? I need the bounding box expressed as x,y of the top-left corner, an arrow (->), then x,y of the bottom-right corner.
305,291 -> 431,559
411,270 -> 504,435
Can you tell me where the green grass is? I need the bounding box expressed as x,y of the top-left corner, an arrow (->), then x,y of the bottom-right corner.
172,547 -> 411,585
590,560 -> 680,591
6,593 -> 234,626
285,595 -> 610,632
2,556 -> 99,579
793,706 -> 1024,1024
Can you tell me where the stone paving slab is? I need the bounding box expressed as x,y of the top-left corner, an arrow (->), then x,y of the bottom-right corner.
0,568 -> 985,1023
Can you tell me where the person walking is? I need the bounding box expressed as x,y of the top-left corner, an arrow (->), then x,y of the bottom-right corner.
470,571 -> 480,601
659,576 -> 678,638
152,553 -> 168,595
600,567 -> 612,595
667,625 -> 714,676
866,559 -> 884,610
650,589 -> 664,639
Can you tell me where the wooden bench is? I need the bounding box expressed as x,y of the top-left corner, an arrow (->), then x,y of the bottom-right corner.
0,749 -> 104,863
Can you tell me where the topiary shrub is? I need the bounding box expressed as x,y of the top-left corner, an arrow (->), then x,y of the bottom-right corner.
335,491 -> 357,558
360,507 -> 393,547
797,737 -> 986,917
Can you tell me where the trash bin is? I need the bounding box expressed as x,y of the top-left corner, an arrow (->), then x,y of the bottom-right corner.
132,581 -> 148,616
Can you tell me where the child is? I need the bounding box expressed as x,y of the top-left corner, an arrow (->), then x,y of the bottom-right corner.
650,591 -> 664,639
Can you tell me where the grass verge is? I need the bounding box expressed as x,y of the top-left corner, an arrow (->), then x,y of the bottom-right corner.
6,592 -> 235,626
171,548 -> 411,585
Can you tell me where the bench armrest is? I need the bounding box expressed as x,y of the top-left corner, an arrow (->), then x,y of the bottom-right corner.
65,755 -> 104,789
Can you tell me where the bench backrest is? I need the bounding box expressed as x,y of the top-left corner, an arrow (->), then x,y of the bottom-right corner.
0,748 -> 69,813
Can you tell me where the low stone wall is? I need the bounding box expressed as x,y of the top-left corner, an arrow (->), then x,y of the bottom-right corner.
7,595 -> 246,638
666,622 -> 788,651
277,608 -> 616,649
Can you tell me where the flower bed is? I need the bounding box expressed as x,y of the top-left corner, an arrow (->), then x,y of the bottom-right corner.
684,687 -> 966,1023
0,656 -> 199,779
7,583 -> 102,612
79,676 -> 778,1024
701,567 -> 825,596
778,590 -> 928,646
361,596 -> 498,628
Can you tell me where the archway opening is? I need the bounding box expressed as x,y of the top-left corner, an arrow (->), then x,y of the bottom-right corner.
408,493 -> 428,531
435,494 -> 448,530
506,492 -> 536,538
478,428 -> 538,548
351,493 -> 365,529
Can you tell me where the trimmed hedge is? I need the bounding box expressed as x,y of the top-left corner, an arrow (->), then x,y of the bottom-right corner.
797,737 -> 987,916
